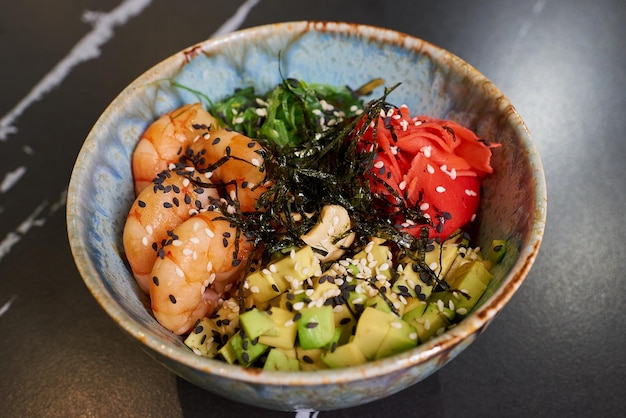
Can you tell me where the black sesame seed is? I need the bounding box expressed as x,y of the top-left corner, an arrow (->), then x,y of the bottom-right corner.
169,294 -> 177,304
163,202 -> 173,209
305,322 -> 318,329
172,197 -> 180,207
293,312 -> 302,321
247,142 -> 255,148
157,248 -> 166,259
302,355 -> 314,364
184,194 -> 191,204
200,334 -> 206,345
163,185 -> 172,193
212,137 -> 221,145
225,146 -> 231,156
340,317 -> 351,325
222,238 -> 228,247
152,276 -> 159,286
138,200 -> 146,208
223,232 -> 231,238
195,325 -> 204,334
152,242 -> 158,251
241,352 -> 250,363
232,259 -> 241,267
271,284 -> 280,292
493,244 -> 503,252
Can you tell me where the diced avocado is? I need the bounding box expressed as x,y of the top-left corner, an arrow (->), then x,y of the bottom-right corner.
442,260 -> 493,315
239,308 -> 279,340
424,238 -> 460,278
332,304 -> 356,345
395,261 -> 436,302
295,346 -> 328,371
407,301 -> 454,342
365,294 -> 395,314
258,307 -> 299,349
297,306 -> 335,350
246,246 -> 320,303
352,307 -> 396,359
310,274 -> 342,302
401,299 -> 428,323
263,348 -> 300,371
485,239 -> 507,266
321,341 -> 367,368
228,330 -> 269,367
217,338 -> 238,364
184,318 -> 221,358
375,317 -> 418,360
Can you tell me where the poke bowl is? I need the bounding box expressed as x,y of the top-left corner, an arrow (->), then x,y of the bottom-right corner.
66,21 -> 546,411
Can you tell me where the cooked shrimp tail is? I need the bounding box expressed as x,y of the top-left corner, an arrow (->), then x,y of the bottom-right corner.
123,166 -> 220,293
150,210 -> 256,335
132,103 -> 220,195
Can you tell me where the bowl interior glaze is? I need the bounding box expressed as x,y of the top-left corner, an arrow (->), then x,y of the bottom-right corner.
67,21 -> 546,411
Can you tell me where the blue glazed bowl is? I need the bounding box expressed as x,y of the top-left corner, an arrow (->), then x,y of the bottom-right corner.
67,21 -> 546,411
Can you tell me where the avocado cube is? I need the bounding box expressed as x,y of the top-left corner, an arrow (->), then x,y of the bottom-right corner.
228,330 -> 269,367
444,260 -> 493,315
401,299 -> 428,323
217,338 -> 238,364
295,346 -> 328,371
352,307 -> 396,359
247,246 -> 320,303
424,239 -> 460,277
184,318 -> 221,358
263,348 -> 300,371
408,302 -> 454,342
321,342 -> 367,369
332,304 -> 356,345
239,308 -> 279,341
258,307 -> 299,349
375,318 -> 418,360
485,239 -> 507,266
297,306 -> 336,350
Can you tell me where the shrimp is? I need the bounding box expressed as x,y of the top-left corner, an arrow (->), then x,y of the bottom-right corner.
187,128 -> 270,212
149,209 -> 257,335
123,166 -> 220,293
132,103 -> 220,195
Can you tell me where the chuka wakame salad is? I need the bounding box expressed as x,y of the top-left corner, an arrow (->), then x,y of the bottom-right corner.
124,76 -> 505,371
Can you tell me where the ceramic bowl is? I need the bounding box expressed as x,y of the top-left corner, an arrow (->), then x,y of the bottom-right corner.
67,21 -> 546,411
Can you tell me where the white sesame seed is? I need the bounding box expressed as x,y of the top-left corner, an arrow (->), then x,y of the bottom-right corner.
269,264 -> 278,273
424,319 -> 431,330
207,261 -> 213,272
409,332 -> 418,340
390,321 -> 402,329
293,301 -> 305,311
141,237 -> 149,247
436,186 -> 446,193
250,285 -> 259,294
172,239 -> 183,247
251,158 -> 261,167
420,202 -> 430,211
183,248 -> 193,256
145,225 -> 153,235
176,267 -> 184,278
421,145 -> 432,158
427,164 -> 435,174
465,189 -> 478,197
399,180 -> 407,190
456,308 -> 468,315
374,160 -> 384,169
437,299 -> 445,312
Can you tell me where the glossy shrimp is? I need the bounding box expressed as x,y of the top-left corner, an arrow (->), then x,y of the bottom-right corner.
187,128 -> 270,212
150,210 -> 256,335
132,103 -> 220,195
123,166 -> 220,293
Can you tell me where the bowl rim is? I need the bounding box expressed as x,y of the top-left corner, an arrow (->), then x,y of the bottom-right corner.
67,20 -> 547,387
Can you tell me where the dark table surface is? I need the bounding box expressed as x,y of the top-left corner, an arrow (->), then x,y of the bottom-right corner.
1,0 -> 625,417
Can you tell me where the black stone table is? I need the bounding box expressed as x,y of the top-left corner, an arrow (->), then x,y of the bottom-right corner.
1,1 -> 624,416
